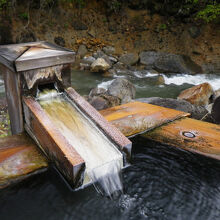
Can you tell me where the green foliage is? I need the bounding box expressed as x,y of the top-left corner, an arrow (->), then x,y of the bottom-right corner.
196,3 -> 220,22
158,23 -> 167,30
0,0 -> 10,10
19,12 -> 28,20
185,0 -> 220,22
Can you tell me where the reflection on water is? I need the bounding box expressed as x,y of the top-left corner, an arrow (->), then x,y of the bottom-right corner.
38,90 -> 123,196
1,138 -> 220,220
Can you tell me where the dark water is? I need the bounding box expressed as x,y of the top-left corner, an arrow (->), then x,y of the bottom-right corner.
1,137 -> 220,220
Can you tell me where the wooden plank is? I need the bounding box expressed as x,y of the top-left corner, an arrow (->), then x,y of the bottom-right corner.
23,96 -> 85,188
142,117 -> 220,160
15,47 -> 75,72
0,133 -> 48,189
100,101 -> 190,137
66,87 -> 132,161
3,67 -> 23,134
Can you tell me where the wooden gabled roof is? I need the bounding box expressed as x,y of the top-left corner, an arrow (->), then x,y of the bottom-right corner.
0,41 -> 75,72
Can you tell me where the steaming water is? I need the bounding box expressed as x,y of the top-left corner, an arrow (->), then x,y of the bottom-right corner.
38,90 -> 123,196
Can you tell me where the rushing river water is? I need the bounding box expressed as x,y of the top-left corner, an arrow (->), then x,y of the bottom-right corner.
1,70 -> 220,220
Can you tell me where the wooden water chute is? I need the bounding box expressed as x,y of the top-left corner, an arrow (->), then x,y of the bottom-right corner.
0,42 -> 132,189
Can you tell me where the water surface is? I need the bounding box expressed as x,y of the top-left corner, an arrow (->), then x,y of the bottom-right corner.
1,138 -> 220,220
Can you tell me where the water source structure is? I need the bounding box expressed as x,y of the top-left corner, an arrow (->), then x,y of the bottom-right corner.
0,42 -> 131,195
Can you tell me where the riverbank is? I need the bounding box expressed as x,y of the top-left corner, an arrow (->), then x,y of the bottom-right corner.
0,0 -> 219,73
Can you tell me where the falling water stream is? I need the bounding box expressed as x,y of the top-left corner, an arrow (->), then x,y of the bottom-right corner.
37,89 -> 123,196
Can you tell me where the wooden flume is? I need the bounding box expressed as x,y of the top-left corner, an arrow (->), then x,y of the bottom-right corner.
1,101 -> 220,189
0,42 -> 219,190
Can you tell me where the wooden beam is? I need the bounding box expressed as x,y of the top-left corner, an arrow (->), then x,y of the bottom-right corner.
23,96 -> 86,188
0,133 -> 48,189
142,117 -> 220,160
100,101 -> 190,137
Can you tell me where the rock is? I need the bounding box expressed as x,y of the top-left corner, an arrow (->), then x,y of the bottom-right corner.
89,87 -> 107,97
89,96 -> 109,110
113,62 -> 128,70
211,96 -> 220,124
188,26 -> 200,39
103,46 -> 115,55
90,58 -> 111,72
108,56 -> 118,63
54,36 -> 65,47
107,78 -> 136,103
119,53 -> 139,66
178,83 -> 214,106
81,56 -> 96,65
139,51 -> 202,74
79,63 -> 90,71
92,50 -> 112,66
136,97 -> 208,120
72,20 -> 88,30
214,89 -> 220,100
89,94 -> 121,110
93,50 -> 106,59
77,45 -> 88,58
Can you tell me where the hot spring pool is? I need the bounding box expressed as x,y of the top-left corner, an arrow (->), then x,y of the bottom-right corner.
1,137 -> 220,220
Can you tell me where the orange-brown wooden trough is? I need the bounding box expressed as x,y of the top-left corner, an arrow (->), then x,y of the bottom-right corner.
0,42 -> 131,190
0,42 -> 220,190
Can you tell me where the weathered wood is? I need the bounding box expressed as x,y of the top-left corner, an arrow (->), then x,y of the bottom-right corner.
0,41 -> 75,72
100,101 -> 190,137
0,133 -> 48,189
1,101 -> 220,189
15,47 -> 75,72
142,117 -> 220,160
65,87 -> 132,160
1,66 -> 23,134
23,96 -> 86,188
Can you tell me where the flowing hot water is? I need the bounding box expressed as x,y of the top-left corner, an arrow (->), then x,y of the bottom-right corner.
37,89 -> 123,196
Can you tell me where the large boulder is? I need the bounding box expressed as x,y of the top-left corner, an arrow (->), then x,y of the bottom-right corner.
136,97 -> 208,120
119,53 -> 139,66
178,83 -> 214,106
107,78 -> 136,103
211,96 -> 220,124
139,51 -> 202,74
90,58 -> 111,73
88,78 -> 136,110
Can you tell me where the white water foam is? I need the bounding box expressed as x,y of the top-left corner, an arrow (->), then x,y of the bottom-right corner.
98,72 -> 220,91
97,80 -> 114,90
163,74 -> 220,90
38,91 -> 123,196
